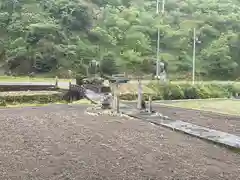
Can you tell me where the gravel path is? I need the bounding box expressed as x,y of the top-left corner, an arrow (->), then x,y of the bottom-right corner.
0,104 -> 239,180
153,104 -> 240,136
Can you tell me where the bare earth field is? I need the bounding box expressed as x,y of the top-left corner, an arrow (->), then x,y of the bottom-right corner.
0,104 -> 239,180
153,104 -> 240,136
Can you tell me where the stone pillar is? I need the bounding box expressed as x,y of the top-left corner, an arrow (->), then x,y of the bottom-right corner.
69,81 -> 71,90
137,78 -> 143,110
112,83 -> 119,111
55,76 -> 58,88
68,70 -> 72,79
111,83 -> 115,109
115,83 -> 119,112
148,95 -> 152,113
116,95 -> 120,113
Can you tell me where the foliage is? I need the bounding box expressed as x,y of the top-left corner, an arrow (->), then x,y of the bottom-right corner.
1,0 -> 240,80
99,53 -> 119,75
0,92 -> 62,104
119,82 -> 239,100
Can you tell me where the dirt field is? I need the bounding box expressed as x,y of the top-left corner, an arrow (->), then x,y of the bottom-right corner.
0,104 -> 239,180
153,104 -> 240,136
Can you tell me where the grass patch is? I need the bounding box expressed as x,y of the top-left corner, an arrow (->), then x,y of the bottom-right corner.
0,89 -> 93,108
121,80 -> 239,95
0,91 -> 61,96
5,101 -> 66,108
2,99 -> 93,108
0,76 -> 74,82
118,81 -> 238,101
0,76 -> 239,85
169,80 -> 240,85
129,80 -> 240,85
0,91 -> 63,105
160,99 -> 240,116
119,83 -> 155,94
71,99 -> 93,105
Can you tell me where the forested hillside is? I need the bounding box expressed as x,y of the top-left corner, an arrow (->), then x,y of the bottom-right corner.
0,0 -> 240,80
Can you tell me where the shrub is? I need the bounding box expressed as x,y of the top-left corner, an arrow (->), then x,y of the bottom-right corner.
183,84 -> 201,99
119,82 -> 240,101
195,84 -> 213,99
163,84 -> 185,100
230,83 -> 240,96
75,74 -> 86,85
0,92 -> 63,105
205,84 -> 229,98
119,93 -> 162,101
0,100 -> 6,106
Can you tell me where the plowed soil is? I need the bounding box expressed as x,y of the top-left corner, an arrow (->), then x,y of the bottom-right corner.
0,104 -> 239,180
153,104 -> 240,136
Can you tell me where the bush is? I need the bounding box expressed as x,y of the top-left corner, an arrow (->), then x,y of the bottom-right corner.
163,84 -> 185,100
204,84 -> 229,98
183,85 -> 201,99
0,93 -> 63,105
0,100 -> 6,106
120,93 -> 138,101
119,93 -> 162,101
119,82 -> 240,101
75,74 -> 86,85
230,83 -> 240,96
195,84 -> 213,99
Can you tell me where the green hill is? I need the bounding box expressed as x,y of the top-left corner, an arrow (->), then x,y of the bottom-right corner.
1,0 -> 240,80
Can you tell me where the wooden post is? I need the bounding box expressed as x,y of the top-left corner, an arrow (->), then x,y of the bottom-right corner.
148,95 -> 152,113
137,77 -> 142,109
116,95 -> 119,113
68,80 -> 72,102
55,76 -> 58,88
112,83 -> 120,112
69,80 -> 71,90
111,83 -> 116,109
115,83 -> 119,111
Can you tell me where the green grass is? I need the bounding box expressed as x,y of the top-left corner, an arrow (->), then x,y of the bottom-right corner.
122,79 -> 240,96
3,99 -> 93,108
5,101 -> 65,108
130,79 -> 240,85
0,75 -> 239,85
1,75 -> 240,96
170,80 -> 240,85
160,99 -> 240,116
0,76 -> 52,82
0,76 -> 74,82
0,91 -> 61,96
119,83 -> 155,94
71,99 -> 93,105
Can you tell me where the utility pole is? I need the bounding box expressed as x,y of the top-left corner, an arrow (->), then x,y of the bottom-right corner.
156,0 -> 165,79
192,28 -> 196,85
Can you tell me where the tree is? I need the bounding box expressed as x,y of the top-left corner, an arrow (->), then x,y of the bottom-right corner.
0,0 -> 240,80
100,53 -> 119,75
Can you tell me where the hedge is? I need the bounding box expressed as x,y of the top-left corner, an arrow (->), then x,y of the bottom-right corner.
0,92 -> 63,106
2,83 -> 237,105
119,82 -> 239,101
